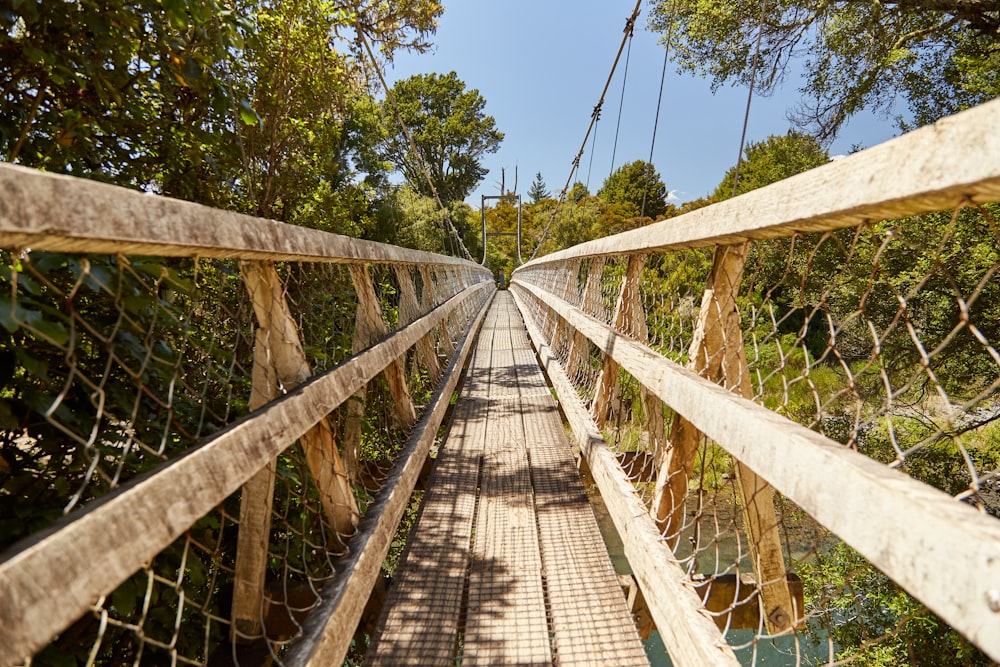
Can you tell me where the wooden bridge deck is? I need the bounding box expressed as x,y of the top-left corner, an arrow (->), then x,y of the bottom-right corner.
367,292 -> 648,666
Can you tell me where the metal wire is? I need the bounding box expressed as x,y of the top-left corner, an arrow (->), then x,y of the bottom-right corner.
513,199 -> 1000,665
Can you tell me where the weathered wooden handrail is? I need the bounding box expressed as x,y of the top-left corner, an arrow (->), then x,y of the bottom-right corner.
524,98 -> 1000,265
0,169 -> 495,665
511,98 -> 1000,665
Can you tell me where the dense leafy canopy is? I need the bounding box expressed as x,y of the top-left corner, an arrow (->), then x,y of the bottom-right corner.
598,159 -> 670,218
379,71 -> 503,203
649,0 -> 1000,141
713,130 -> 829,200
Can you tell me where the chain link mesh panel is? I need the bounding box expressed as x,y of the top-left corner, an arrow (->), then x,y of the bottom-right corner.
0,247 -> 490,666
512,201 -> 1000,666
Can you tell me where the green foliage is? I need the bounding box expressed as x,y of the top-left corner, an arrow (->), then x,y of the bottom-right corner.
528,171 -> 551,204
800,542 -> 992,665
713,131 -> 829,200
597,159 -> 670,219
0,0 -> 248,201
379,71 -> 503,203
649,0 -> 1000,140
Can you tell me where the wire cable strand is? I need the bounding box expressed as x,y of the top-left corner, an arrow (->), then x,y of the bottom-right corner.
354,25 -> 475,262
731,0 -> 770,199
641,0 -> 678,219
529,0 -> 643,262
609,21 -> 635,177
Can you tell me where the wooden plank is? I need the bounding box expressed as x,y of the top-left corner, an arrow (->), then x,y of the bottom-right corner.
0,162 -> 490,271
366,300 -> 500,666
463,296 -> 551,666
512,279 -> 1000,662
518,98 -> 1000,267
510,287 -> 740,667
241,260 -> 358,534
282,288 -> 494,667
509,302 -> 648,666
0,281 -> 491,666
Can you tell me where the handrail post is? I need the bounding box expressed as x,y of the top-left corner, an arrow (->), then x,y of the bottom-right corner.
233,260 -> 360,640
395,265 -> 442,383
566,258 -> 605,379
652,244 -> 796,633
422,266 -> 455,357
343,264 -> 418,482
231,328 -> 279,641
592,255 -> 645,427
550,260 -> 581,354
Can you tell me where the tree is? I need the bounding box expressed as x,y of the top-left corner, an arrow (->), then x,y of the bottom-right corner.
379,71 -> 503,203
649,0 -> 1000,141
528,171 -> 551,203
713,130 -> 829,200
597,160 -> 669,219
0,0 -> 246,203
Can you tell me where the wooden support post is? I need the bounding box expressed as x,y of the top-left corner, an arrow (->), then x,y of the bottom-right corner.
394,265 -> 441,383
231,329 -> 280,642
651,244 -> 796,633
239,261 -> 358,536
549,260 -> 581,355
566,258 -> 605,379
421,266 -> 454,358
591,255 -> 645,428
343,264 -> 418,482
235,260 -> 360,639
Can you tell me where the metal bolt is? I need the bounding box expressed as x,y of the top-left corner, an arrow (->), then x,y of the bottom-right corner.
769,606 -> 792,630
987,590 -> 1000,613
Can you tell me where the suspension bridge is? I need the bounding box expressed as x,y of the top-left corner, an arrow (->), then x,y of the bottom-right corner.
1,91 -> 1000,667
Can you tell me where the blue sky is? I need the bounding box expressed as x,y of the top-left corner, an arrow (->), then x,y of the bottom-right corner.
386,1 -> 903,206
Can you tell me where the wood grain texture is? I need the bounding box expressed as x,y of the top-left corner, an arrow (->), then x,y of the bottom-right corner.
0,162 -> 490,271
0,281 -> 491,666
343,264 -> 418,482
510,287 -> 740,667
231,329 -> 282,641
512,279 -> 1000,662
518,99 -> 1000,267
368,293 -> 647,666
242,260 -> 358,534
395,265 -> 442,382
663,244 -> 794,632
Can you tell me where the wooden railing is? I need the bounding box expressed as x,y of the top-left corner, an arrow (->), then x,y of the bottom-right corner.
511,99 -> 1000,665
0,164 -> 494,665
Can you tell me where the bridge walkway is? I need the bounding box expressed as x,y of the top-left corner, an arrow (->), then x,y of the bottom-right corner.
366,291 -> 648,666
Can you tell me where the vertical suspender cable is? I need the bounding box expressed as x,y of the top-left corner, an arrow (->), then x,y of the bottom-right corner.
640,0 -> 677,219
529,0 -> 643,262
732,0 -> 770,199
609,22 -> 635,177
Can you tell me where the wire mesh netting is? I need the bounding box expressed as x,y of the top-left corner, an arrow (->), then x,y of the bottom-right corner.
0,248 -> 489,666
513,200 -> 1000,665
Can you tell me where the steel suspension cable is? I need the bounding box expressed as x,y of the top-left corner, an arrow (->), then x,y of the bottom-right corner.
529,0 -> 643,262
354,25 -> 475,262
640,0 -> 678,219
609,22 -> 635,176
731,0 -> 770,199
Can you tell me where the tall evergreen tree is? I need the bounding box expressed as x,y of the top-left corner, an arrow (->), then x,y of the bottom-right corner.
528,172 -> 551,203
